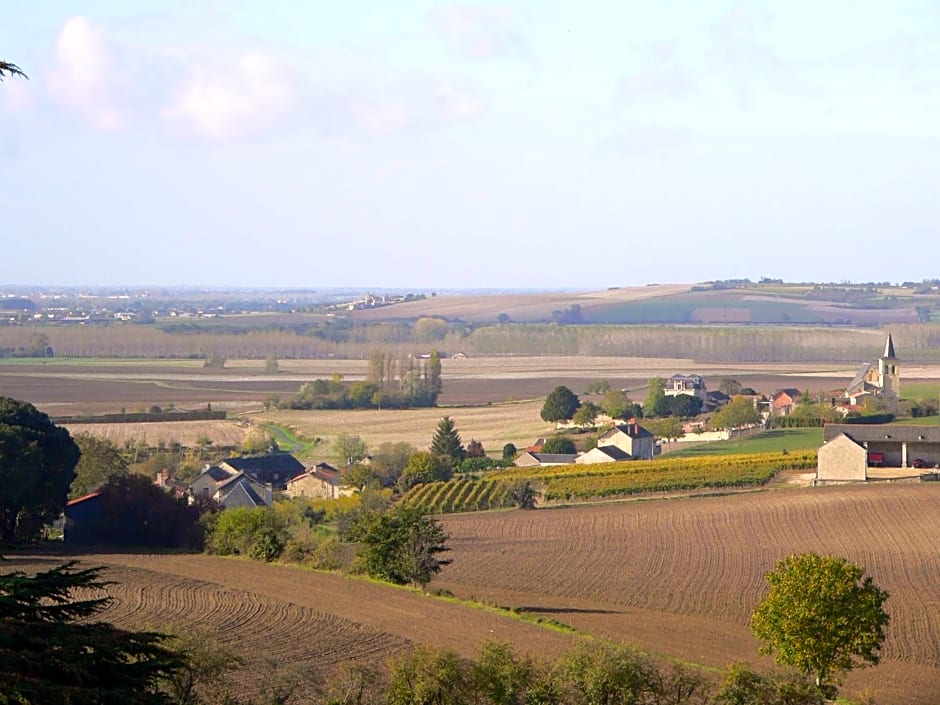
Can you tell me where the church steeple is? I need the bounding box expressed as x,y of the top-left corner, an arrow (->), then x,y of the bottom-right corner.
878,333 -> 899,399
883,333 -> 896,359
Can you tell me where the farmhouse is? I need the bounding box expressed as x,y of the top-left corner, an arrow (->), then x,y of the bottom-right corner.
817,423 -> 940,483
593,421 -> 656,461
284,462 -> 355,500
844,334 -> 900,404
216,453 -> 305,490
188,466 -> 273,508
63,492 -> 103,544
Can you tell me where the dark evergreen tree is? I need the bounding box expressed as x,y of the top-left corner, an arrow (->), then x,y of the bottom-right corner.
430,416 -> 466,464
0,397 -> 80,542
0,560 -> 184,704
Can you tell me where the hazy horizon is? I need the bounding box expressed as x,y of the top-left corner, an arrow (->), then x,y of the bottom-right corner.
4,2 -> 938,289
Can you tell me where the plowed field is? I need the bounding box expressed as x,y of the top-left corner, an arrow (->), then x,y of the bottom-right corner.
439,483 -> 940,704
10,483 -> 940,704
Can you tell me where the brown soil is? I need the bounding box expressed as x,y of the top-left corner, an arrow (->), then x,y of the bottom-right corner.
10,483 -> 940,704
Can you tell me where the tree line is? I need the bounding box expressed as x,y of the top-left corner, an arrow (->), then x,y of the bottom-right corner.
285,351 -> 442,410
7,320 -> 940,362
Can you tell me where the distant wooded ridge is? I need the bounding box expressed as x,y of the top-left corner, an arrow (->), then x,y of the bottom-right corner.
3,282 -> 940,362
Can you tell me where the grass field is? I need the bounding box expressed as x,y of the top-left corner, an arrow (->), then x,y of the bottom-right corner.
899,382 -> 940,399
669,427 -> 824,457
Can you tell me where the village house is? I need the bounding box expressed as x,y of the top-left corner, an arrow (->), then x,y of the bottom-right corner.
215,454 -> 305,490
771,388 -> 802,416
284,462 -> 355,500
664,374 -> 707,402
590,420 -> 656,461
63,492 -> 103,544
514,451 -> 579,467
188,465 -> 274,509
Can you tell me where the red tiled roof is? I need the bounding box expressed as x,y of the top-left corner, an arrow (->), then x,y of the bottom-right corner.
66,492 -> 102,506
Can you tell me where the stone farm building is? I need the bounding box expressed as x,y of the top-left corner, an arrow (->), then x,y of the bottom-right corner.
817,423 -> 940,483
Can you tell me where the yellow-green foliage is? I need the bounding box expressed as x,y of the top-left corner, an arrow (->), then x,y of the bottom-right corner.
401,452 -> 816,512
273,494 -> 361,523
400,478 -> 514,513
500,451 -> 816,501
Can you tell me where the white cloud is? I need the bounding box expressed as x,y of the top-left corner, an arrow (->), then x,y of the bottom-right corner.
46,17 -> 125,130
161,52 -> 297,140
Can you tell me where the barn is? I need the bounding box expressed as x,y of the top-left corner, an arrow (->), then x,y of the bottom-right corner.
817,424 -> 940,483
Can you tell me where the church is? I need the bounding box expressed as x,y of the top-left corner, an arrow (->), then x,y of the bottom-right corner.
844,334 -> 899,405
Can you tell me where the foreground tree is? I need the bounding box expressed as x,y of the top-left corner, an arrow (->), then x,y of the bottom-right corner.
0,397 -> 80,541
0,561 -> 183,704
540,386 -> 580,423
0,61 -> 27,80
750,553 -> 890,694
70,433 -> 129,499
353,505 -> 451,588
715,664 -> 823,705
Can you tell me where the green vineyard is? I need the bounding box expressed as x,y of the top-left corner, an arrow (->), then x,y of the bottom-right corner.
400,451 -> 816,513
400,478 -> 515,514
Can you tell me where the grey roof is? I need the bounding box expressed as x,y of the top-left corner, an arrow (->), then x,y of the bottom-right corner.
595,445 -> 631,461
846,363 -> 871,393
530,453 -> 578,465
203,465 -> 233,482
773,388 -> 801,399
223,453 -> 304,475
883,333 -> 896,359
823,424 -> 940,444
597,423 -> 654,440
220,479 -> 267,508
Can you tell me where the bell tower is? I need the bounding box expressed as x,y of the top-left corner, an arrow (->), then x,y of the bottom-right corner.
878,333 -> 899,398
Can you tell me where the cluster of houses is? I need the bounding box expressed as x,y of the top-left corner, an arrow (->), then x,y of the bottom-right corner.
64,334 -> 934,542
64,452 -> 356,541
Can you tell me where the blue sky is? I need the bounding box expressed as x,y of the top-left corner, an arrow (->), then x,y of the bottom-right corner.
3,1 -> 939,289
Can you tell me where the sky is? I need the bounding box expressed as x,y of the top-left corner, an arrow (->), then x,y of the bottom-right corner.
2,1 -> 939,289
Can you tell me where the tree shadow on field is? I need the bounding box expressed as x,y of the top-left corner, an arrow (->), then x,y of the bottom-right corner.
515,606 -> 620,615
